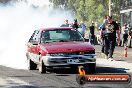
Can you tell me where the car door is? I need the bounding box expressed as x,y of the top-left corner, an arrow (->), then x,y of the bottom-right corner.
27,30 -> 41,63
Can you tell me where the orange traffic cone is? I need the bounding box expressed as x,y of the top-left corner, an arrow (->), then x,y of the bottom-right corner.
124,46 -> 128,57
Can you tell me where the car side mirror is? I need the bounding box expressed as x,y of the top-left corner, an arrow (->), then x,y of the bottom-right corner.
31,40 -> 38,45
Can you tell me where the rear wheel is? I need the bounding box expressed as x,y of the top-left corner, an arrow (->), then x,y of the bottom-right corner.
39,60 -> 46,73
28,59 -> 37,70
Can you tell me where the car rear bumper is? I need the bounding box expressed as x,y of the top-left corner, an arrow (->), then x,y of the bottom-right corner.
42,54 -> 96,67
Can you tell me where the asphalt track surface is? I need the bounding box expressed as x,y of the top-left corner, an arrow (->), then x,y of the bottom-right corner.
0,45 -> 132,88
0,63 -> 132,88
95,45 -> 132,63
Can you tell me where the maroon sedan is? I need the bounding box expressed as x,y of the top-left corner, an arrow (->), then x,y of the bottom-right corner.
26,27 -> 96,73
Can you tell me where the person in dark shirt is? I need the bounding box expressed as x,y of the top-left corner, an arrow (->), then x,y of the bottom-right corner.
72,19 -> 79,29
104,16 -> 119,60
90,23 -> 95,35
89,22 -> 95,45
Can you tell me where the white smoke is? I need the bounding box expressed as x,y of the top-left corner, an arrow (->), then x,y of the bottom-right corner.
27,0 -> 50,7
0,1 -> 74,69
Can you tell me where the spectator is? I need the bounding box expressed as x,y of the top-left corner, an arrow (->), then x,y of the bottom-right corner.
89,22 -> 95,45
60,19 -> 70,27
116,22 -> 121,46
72,19 -> 79,29
79,21 -> 86,37
100,16 -> 108,53
104,16 -> 119,60
122,23 -> 129,46
128,26 -> 132,47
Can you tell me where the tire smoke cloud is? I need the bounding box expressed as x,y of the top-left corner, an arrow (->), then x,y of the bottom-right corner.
0,1 -> 74,69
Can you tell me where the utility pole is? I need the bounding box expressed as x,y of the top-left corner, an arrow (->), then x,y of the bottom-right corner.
109,0 -> 112,16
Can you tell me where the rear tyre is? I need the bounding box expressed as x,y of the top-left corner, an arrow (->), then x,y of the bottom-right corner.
28,59 -> 37,70
84,63 -> 96,74
39,60 -> 46,73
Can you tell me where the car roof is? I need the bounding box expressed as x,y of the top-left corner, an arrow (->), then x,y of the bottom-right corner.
39,27 -> 74,32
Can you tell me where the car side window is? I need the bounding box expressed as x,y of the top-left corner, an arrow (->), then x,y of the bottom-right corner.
29,30 -> 36,42
29,30 -> 40,45
33,30 -> 40,42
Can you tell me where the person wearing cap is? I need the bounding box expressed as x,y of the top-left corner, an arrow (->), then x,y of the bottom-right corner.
103,16 -> 119,60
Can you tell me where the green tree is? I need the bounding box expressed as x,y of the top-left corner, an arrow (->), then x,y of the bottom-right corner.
49,0 -> 121,26
49,0 -> 68,9
111,0 -> 121,21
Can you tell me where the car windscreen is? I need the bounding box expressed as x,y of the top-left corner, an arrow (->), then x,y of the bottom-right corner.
41,29 -> 84,43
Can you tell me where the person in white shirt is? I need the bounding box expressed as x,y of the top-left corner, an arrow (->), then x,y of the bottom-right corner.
122,23 -> 129,46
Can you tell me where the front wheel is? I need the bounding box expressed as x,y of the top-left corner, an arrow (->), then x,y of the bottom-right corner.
28,59 -> 37,70
39,60 -> 46,73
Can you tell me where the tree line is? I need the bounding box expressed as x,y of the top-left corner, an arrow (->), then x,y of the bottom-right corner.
0,0 -> 122,27
49,0 -> 121,26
